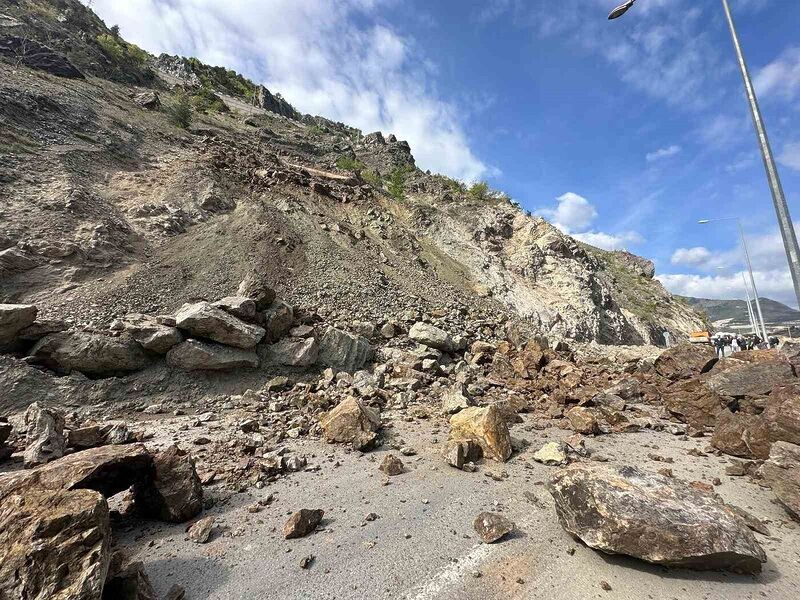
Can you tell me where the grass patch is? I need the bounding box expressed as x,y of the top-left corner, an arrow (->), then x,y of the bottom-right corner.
336,156 -> 365,172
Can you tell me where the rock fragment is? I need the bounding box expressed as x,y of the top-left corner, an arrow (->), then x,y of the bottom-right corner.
133,445 -> 203,523
449,405 -> 512,462
175,301 -> 265,348
317,327 -> 372,372
29,332 -> 150,375
0,303 -> 37,346
166,339 -> 259,370
379,454 -> 404,476
23,402 -> 66,467
473,511 -> 515,543
408,322 -> 455,352
759,441 -> 800,520
532,441 -> 567,466
319,396 -> 380,450
283,509 -> 324,539
187,516 -> 215,543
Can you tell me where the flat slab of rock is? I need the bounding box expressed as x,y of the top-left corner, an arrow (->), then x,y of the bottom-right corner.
0,303 -> 37,345
318,327 -> 372,372
175,301 -> 265,349
166,340 -> 258,370
320,396 -> 380,450
654,343 -> 717,381
29,332 -> 150,375
548,463 -> 766,573
449,405 -> 512,462
266,337 -> 319,367
705,359 -> 795,398
123,314 -> 183,354
211,296 -> 257,321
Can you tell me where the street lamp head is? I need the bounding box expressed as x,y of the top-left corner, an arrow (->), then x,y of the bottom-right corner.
698,219 -> 711,224
608,0 -> 636,20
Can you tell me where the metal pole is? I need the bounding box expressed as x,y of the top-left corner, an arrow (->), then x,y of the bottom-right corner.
740,270 -> 757,335
722,0 -> 800,310
738,220 -> 768,340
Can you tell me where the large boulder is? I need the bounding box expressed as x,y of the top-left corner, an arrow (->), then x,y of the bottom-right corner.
759,441 -> 800,520
662,378 -> 729,429
166,340 -> 258,370
565,406 -> 599,434
653,343 -> 717,381
102,560 -> 157,600
0,303 -> 37,346
122,314 -> 183,354
266,337 -> 319,367
133,445 -> 202,523
548,463 -> 766,573
319,396 -> 380,450
408,322 -> 455,352
762,383 -> 800,445
174,301 -> 265,349
0,486 -> 110,600
29,332 -> 150,375
318,327 -> 372,372
262,300 -> 294,342
710,410 -> 771,459
704,359 -> 795,398
448,405 -> 512,462
0,36 -> 84,78
23,402 -> 66,467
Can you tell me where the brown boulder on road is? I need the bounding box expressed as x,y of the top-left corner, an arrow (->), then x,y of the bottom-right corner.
449,405 -> 512,462
653,343 -> 717,381
548,462 -> 766,573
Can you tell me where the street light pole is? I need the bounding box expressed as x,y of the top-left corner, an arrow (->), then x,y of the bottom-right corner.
699,217 -> 768,340
740,271 -> 758,336
720,0 -> 800,311
609,0 -> 800,310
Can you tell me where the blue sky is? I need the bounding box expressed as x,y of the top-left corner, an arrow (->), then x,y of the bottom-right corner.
87,0 -> 800,306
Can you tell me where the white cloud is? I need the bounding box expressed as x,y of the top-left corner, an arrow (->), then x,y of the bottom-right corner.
754,47 -> 800,102
671,246 -> 712,266
778,141 -> 800,172
658,269 -> 796,307
536,192 -> 597,231
646,144 -> 681,162
573,230 -> 644,251
85,0 -> 489,181
536,192 -> 642,251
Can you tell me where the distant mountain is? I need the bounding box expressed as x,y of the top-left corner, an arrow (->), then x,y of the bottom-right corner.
681,296 -> 800,327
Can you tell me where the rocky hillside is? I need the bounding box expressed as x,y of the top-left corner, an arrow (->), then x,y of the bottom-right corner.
684,296 -> 800,328
0,0 -> 704,349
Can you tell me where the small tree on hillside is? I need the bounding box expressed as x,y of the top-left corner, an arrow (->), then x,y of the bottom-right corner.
168,90 -> 193,129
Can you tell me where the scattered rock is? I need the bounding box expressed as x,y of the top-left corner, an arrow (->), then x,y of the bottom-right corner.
449,405 -> 512,462
319,397 -> 380,450
123,314 -> 183,354
237,272 -> 277,311
187,516 -> 215,543
473,511 -> 515,543
133,91 -> 161,110
565,406 -> 598,435
283,509 -> 324,539
0,36 -> 84,78
762,382 -> 800,445
379,454 -> 404,476
23,402 -> 65,467
548,462 -> 766,573
441,383 -> 473,414
532,441 -> 567,466
211,296 -> 257,321
705,359 -> 795,399
408,322 -> 455,352
442,439 -> 483,469
102,560 -> 157,600
710,410 -> 770,460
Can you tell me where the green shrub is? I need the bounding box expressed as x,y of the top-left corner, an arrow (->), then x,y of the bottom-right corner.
186,58 -> 256,100
387,165 -> 414,200
168,91 -> 193,129
336,156 -> 365,172
362,170 -> 383,187
468,181 -> 490,200
191,86 -> 229,114
96,33 -> 148,66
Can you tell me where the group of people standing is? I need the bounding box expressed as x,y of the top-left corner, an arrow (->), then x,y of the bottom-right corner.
712,333 -> 760,358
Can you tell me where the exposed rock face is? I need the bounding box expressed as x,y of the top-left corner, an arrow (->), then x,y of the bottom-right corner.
0,247 -> 39,274
409,322 -> 455,352
174,301 -> 265,349
704,359 -> 795,398
759,441 -> 800,520
283,509 -> 324,539
711,410 -> 771,459
449,405 -> 512,462
29,332 -> 150,375
253,85 -> 300,119
123,314 -> 183,354
654,344 -> 717,381
763,383 -> 800,445
548,463 -> 766,573
166,339 -> 259,370
319,396 -> 380,450
0,303 -> 37,346
133,445 -> 202,523
0,36 -> 84,78
662,379 -> 729,429
23,402 -> 66,467
0,487 -> 110,600
267,337 -> 319,367
473,511 -> 515,543
317,327 -> 372,372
